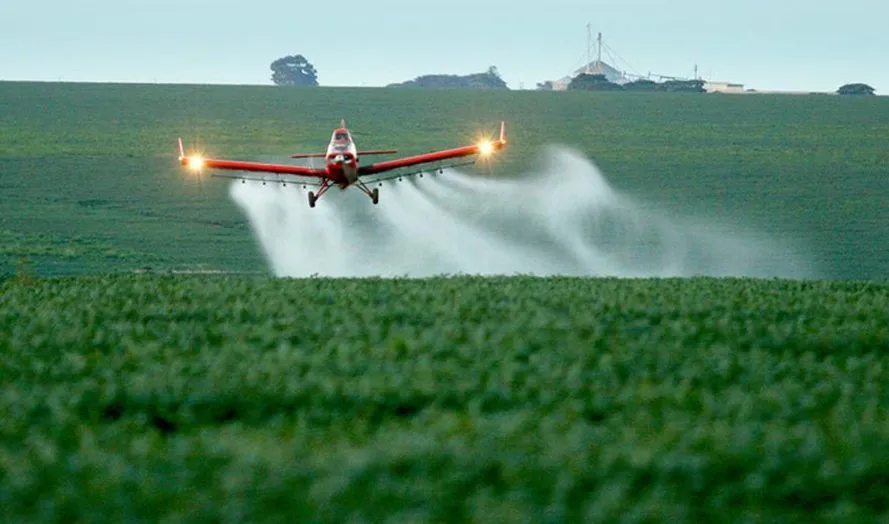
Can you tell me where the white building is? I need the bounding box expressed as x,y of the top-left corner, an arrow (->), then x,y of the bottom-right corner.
540,26 -> 746,93
550,59 -> 631,90
703,81 -> 746,93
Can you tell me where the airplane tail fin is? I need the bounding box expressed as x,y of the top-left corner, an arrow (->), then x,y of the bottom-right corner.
499,121 -> 506,144
340,117 -> 346,128
177,137 -> 185,159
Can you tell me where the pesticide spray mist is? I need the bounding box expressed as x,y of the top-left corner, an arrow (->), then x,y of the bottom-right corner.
229,146 -> 815,278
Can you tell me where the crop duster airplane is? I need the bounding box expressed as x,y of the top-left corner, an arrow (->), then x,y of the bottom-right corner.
178,119 -> 507,208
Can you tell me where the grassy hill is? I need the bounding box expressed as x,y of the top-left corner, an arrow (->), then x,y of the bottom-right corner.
0,81 -> 887,279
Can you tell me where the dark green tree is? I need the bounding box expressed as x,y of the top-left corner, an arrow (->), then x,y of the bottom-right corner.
658,79 -> 706,93
270,55 -> 318,86
567,73 -> 623,91
622,79 -> 659,91
837,83 -> 875,95
386,66 -> 508,89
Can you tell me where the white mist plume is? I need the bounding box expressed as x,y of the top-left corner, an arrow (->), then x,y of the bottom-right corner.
229,145 -> 815,278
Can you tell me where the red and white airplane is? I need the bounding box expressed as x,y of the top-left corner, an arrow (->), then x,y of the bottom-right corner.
178,119 -> 507,207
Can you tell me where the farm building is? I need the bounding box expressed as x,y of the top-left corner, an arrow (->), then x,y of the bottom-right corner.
703,81 -> 746,93
550,59 -> 631,90
540,25 -> 746,93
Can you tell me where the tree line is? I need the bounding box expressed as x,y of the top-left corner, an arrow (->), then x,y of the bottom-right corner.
269,56 -> 506,89
269,54 -> 877,95
552,74 -> 708,93
385,66 -> 507,89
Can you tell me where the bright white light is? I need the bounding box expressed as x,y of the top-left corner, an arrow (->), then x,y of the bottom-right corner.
478,141 -> 494,156
187,155 -> 205,170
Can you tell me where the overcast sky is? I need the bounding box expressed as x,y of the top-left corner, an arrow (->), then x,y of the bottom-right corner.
1,0 -> 885,93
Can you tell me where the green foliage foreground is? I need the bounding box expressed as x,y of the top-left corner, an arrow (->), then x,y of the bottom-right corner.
2,274 -> 889,521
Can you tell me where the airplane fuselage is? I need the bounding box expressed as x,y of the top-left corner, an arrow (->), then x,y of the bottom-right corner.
325,127 -> 360,187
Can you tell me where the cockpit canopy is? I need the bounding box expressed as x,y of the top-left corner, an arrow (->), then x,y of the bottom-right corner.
330,129 -> 353,153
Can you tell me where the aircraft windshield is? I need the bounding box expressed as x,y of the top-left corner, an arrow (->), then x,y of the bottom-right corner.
334,132 -> 349,141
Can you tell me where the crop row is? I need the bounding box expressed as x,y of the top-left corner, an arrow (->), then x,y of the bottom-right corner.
2,275 -> 888,519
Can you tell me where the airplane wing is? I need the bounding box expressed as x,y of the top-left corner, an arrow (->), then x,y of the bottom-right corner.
357,121 -> 506,181
178,138 -> 329,181
204,171 -> 327,187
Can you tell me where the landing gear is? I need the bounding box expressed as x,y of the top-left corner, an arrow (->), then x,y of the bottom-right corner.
306,179 -> 380,208
356,179 -> 379,205
307,179 -> 331,208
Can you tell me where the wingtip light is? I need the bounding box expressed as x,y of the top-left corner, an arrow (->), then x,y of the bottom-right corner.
186,155 -> 205,170
478,140 -> 494,157
177,138 -> 205,171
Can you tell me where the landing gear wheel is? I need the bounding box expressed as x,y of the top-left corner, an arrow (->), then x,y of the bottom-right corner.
371,188 -> 379,205
308,191 -> 316,208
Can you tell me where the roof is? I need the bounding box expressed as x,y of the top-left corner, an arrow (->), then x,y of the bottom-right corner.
573,60 -> 623,78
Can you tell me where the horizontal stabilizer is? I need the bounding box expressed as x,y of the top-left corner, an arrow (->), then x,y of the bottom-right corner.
290,152 -> 328,159
358,149 -> 398,156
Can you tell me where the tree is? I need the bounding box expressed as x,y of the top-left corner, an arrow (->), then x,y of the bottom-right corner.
622,79 -> 658,91
270,55 -> 318,86
386,66 -> 508,89
567,73 -> 623,91
656,79 -> 706,93
837,83 -> 875,96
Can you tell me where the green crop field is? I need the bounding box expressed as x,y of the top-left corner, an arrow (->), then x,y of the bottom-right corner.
0,81 -> 887,279
2,82 -> 889,520
2,274 -> 889,521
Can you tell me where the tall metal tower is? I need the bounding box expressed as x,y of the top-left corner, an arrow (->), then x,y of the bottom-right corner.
598,31 -> 603,63
585,23 -> 604,73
